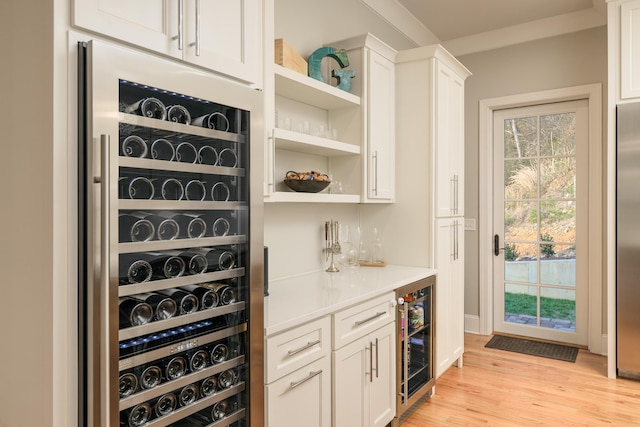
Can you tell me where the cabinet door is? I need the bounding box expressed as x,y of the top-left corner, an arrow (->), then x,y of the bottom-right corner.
621,0 -> 640,99
366,49 -> 395,202
434,60 -> 465,217
333,336 -> 369,427
184,0 -> 262,85
266,356 -> 331,427
435,218 -> 454,378
73,0 -> 180,58
450,220 -> 465,362
369,322 -> 396,427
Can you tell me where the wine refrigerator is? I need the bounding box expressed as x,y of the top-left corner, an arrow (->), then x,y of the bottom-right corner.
78,39 -> 264,427
392,276 -> 435,426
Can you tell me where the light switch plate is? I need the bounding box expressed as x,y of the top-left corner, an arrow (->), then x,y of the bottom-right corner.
464,218 -> 476,231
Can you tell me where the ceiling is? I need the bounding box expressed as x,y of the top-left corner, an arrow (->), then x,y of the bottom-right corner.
397,0 -> 606,42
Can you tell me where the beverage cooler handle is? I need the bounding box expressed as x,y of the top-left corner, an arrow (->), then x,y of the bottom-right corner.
402,301 -> 409,403
99,134 -> 111,296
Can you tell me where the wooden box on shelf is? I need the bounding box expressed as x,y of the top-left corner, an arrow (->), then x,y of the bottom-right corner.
275,38 -> 308,76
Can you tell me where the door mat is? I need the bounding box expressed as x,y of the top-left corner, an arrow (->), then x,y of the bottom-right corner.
484,335 -> 578,363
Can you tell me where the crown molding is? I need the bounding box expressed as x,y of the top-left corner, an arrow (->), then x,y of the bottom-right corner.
359,0 -> 440,47
443,8 -> 606,57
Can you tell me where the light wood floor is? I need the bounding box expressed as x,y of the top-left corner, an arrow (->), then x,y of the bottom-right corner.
401,334 -> 640,426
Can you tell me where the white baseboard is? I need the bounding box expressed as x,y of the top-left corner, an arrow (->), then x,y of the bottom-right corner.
464,314 -> 481,335
600,334 -> 608,356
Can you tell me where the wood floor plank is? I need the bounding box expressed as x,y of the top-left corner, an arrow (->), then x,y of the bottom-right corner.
400,334 -> 640,426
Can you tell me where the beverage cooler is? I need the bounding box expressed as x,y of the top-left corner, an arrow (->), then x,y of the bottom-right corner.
78,40 -> 264,427
394,276 -> 435,425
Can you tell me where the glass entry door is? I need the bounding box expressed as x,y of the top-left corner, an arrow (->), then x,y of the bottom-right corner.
492,100 -> 588,345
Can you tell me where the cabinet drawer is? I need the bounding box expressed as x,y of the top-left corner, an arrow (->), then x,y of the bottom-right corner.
266,356 -> 331,427
266,316 -> 331,383
332,292 -> 395,350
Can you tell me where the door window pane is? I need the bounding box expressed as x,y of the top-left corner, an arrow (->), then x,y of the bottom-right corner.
504,159 -> 538,200
540,113 -> 576,156
504,117 -> 538,158
504,284 -> 538,325
540,287 -> 576,331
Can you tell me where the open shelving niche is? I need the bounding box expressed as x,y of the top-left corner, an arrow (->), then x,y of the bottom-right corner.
267,64 -> 363,203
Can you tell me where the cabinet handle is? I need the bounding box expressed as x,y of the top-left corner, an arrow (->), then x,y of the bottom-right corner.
372,150 -> 378,196
369,341 -> 373,383
268,130 -> 275,189
454,175 -> 459,215
172,0 -> 184,50
189,0 -> 201,56
287,339 -> 320,357
354,311 -> 386,326
290,370 -> 322,389
374,337 -> 379,379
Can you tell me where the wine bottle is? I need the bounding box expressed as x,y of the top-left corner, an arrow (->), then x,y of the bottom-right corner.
150,138 -> 175,161
184,179 -> 207,201
205,282 -> 236,305
187,349 -> 209,372
133,293 -> 177,321
156,288 -> 199,315
212,217 -> 231,237
125,97 -> 166,120
121,402 -> 152,427
181,284 -> 218,309
197,145 -> 218,166
199,376 -> 218,397
171,213 -> 207,239
166,251 -> 208,276
119,297 -> 153,328
217,369 -> 237,389
118,214 -> 155,243
151,178 -> 184,201
120,258 -> 153,285
121,135 -> 148,158
211,181 -> 231,202
211,398 -> 238,421
137,365 -> 162,389
217,148 -> 237,168
192,111 -> 229,131
175,142 -> 198,164
118,372 -> 138,398
178,384 -> 199,407
198,248 -> 236,271
162,356 -> 187,381
145,252 -> 186,280
142,213 -> 179,241
210,342 -> 229,364
119,176 -> 155,200
166,104 -> 191,125
153,392 -> 177,417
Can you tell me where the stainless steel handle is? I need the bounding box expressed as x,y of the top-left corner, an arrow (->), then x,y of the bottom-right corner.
454,175 -> 459,214
99,135 -> 110,292
290,370 -> 322,389
173,0 -> 184,50
354,311 -> 386,326
369,341 -> 373,383
402,302 -> 409,402
374,337 -> 379,379
287,339 -> 320,357
372,150 -> 378,196
454,220 -> 458,260
268,130 -> 275,190
189,0 -> 201,56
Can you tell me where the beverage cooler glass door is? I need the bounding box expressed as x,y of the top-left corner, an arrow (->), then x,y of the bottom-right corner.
81,40 -> 264,427
395,276 -> 435,423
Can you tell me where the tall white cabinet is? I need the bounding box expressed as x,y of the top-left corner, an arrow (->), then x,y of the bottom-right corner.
391,45 -> 471,379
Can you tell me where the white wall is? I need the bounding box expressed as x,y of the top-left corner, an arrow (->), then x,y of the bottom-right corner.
0,1 -> 73,426
266,0 -> 424,280
457,27 -> 608,323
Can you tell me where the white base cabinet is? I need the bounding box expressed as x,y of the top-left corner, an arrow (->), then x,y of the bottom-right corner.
435,218 -> 465,378
266,356 -> 331,427
333,322 -> 395,427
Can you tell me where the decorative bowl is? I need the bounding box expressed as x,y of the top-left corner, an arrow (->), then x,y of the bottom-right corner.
283,171 -> 331,193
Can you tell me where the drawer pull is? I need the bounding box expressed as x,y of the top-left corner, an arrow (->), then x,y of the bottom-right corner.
287,339 -> 321,357
290,370 -> 322,389
354,311 -> 386,326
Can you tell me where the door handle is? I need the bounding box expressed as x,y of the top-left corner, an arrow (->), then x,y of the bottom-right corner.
493,234 -> 505,256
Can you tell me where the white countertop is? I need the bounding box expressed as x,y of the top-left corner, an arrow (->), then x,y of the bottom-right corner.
264,264 -> 437,336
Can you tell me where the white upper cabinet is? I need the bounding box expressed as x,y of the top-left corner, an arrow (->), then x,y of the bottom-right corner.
73,0 -> 262,86
620,0 -> 640,99
333,34 -> 397,203
434,59 -> 466,217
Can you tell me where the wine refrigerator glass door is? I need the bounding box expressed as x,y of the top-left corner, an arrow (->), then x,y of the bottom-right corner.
83,39 -> 263,427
